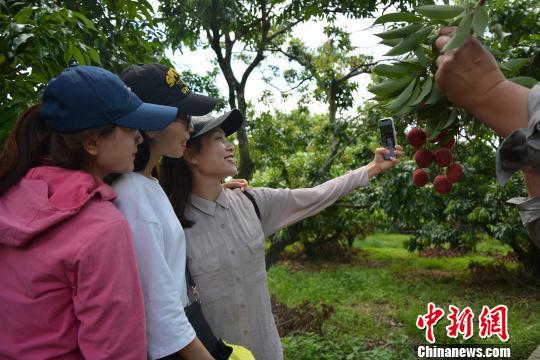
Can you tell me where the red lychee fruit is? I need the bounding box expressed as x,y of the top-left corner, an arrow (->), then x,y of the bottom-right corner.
441,137 -> 456,149
433,175 -> 452,194
413,169 -> 429,187
415,149 -> 433,168
446,163 -> 464,183
434,148 -> 453,167
407,128 -> 427,148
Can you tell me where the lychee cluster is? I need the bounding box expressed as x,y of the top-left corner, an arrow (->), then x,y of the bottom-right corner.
407,128 -> 463,194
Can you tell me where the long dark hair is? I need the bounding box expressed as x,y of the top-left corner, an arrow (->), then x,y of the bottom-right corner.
159,136 -> 203,228
0,104 -> 116,196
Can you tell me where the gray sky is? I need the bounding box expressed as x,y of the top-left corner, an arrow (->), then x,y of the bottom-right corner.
167,13 -> 391,117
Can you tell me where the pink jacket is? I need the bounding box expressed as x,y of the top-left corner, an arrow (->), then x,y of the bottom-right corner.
0,166 -> 146,359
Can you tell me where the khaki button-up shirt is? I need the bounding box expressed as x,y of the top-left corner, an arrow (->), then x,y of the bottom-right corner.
184,166 -> 370,360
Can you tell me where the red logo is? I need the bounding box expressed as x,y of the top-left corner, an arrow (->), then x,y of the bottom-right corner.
446,305 -> 474,340
416,302 -> 445,344
416,304 -> 509,343
479,305 -> 509,342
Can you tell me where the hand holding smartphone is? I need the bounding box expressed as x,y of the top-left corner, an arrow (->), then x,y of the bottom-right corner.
379,118 -> 397,160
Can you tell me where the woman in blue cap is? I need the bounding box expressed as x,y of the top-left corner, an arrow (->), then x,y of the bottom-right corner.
0,66 -> 179,359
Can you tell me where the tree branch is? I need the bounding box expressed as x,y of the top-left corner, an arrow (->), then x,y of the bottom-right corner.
239,0 -> 269,88
339,60 -> 381,82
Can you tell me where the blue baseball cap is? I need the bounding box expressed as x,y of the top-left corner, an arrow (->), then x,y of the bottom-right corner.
41,66 -> 178,133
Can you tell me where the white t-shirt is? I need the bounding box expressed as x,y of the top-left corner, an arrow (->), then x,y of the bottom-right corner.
112,172 -> 195,360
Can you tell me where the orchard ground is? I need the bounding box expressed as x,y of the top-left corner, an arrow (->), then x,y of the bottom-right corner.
268,233 -> 540,359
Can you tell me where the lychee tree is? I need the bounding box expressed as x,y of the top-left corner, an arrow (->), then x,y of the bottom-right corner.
369,0 -> 538,193
368,0 -> 540,275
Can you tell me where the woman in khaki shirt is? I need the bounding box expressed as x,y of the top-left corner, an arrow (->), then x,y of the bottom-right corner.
159,110 -> 402,360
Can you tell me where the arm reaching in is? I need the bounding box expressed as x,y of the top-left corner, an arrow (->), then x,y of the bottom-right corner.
434,27 -> 530,137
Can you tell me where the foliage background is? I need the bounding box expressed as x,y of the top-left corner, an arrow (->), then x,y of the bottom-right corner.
1,0 -> 539,270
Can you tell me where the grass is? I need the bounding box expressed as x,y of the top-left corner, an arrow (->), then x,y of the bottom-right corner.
268,233 -> 540,359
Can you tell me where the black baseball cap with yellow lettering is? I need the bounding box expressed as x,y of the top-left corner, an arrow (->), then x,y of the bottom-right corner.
120,64 -> 217,116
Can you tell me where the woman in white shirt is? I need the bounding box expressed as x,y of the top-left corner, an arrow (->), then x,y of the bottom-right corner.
111,64 -> 217,360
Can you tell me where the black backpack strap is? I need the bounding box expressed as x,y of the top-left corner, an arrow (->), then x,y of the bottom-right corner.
242,190 -> 261,220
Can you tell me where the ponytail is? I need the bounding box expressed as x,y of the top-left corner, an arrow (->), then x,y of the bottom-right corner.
0,105 -> 50,196
0,104 -> 117,196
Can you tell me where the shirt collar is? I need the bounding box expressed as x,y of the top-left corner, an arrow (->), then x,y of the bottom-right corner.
189,188 -> 229,216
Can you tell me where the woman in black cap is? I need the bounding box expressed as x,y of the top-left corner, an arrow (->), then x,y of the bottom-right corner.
159,110 -> 402,360
0,65 -> 179,359
112,64 -> 222,360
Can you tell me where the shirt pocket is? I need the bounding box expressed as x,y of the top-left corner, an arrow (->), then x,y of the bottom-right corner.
189,256 -> 223,304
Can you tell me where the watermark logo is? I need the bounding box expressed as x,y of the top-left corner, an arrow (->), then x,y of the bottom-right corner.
416,302 -> 445,344
416,303 -> 509,343
478,305 -> 509,342
446,305 -> 474,340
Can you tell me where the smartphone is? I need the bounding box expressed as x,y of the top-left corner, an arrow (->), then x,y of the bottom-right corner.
379,118 -> 396,160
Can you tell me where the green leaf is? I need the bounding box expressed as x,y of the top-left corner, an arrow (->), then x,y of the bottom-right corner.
74,12 -> 96,31
413,46 -> 430,67
402,79 -> 422,107
65,42 -> 74,63
0,103 -> 24,135
384,27 -> 433,56
386,79 -> 416,109
409,77 -> 433,106
395,105 -> 416,116
373,12 -> 421,25
13,7 -> 33,23
472,6 -> 488,36
442,13 -> 473,52
425,84 -> 443,105
375,23 -> 423,40
380,38 -> 401,47
12,33 -> 33,51
509,76 -> 538,88
0,54 -> 5,64
425,108 -> 452,138
441,107 -> 458,130
87,47 -> 101,64
368,76 -> 412,97
416,5 -> 466,20
401,57 -> 427,70
500,58 -> 529,74
373,63 -> 412,77
73,46 -> 85,65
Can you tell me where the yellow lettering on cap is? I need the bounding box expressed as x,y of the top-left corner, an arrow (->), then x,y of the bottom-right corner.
166,67 -> 180,87
165,67 -> 190,94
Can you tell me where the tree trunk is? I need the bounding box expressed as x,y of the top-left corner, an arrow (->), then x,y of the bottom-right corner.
266,223 -> 303,269
485,226 -> 540,279
236,89 -> 255,180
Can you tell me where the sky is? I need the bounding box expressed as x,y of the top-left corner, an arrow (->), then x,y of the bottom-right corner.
166,13 -> 391,117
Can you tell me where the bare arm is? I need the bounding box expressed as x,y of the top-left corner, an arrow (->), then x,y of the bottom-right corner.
435,28 -> 538,197
435,28 -> 530,137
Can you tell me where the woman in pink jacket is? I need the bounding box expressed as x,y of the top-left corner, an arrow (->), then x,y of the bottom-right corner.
0,66 -> 178,359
